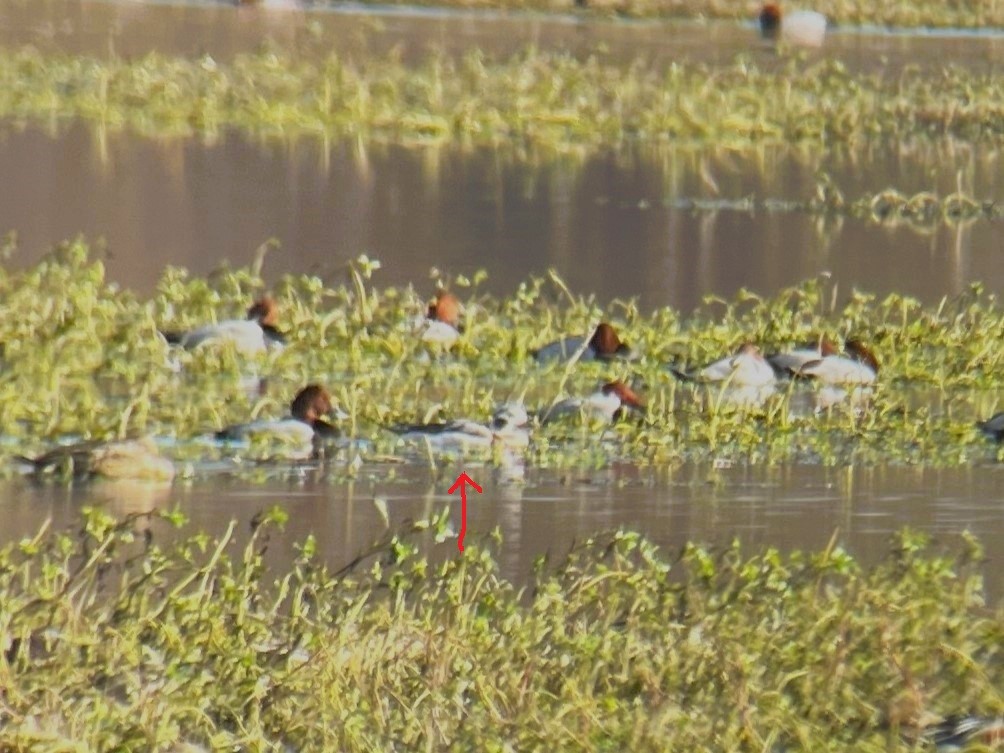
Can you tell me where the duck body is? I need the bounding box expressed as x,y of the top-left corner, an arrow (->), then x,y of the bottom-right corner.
216,384 -> 339,454
797,339 -> 879,386
767,337 -> 839,377
418,290 -> 463,347
19,438 -> 175,482
672,343 -> 776,388
544,381 -> 645,424
534,323 -> 633,364
394,403 -> 530,451
163,297 -> 285,355
759,3 -> 827,47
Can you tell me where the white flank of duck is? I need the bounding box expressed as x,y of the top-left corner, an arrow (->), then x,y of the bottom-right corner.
216,384 -> 340,455
543,381 -> 645,424
672,343 -> 776,388
797,339 -> 879,386
394,402 -> 530,451
163,297 -> 285,355
759,2 -> 827,47
419,290 -> 463,346
767,337 -> 839,376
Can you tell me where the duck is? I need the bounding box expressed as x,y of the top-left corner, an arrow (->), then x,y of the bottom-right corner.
216,384 -> 340,452
796,338 -> 879,385
671,343 -> 777,388
17,437 -> 175,482
767,336 -> 839,377
759,2 -> 827,47
542,381 -> 646,424
419,290 -> 464,347
161,297 -> 286,355
392,402 -> 530,451
533,322 -> 633,364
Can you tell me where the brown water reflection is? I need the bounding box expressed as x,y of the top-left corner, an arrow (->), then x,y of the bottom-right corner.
3,463 -> 1002,600
2,123 -> 1002,311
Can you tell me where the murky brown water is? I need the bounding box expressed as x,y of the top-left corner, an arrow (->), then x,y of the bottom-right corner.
2,123 -> 1003,310
3,463 -> 1002,598
1,0 -> 1003,598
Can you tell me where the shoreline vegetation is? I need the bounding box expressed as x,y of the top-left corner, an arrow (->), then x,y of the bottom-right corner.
1,508 -> 1000,749
2,240 -> 1004,472
2,46 -> 1004,154
314,0 -> 1004,28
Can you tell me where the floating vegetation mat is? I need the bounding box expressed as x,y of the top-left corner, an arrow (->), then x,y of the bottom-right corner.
3,46 -> 1004,153
0,508 -> 1000,750
2,238 -> 1004,476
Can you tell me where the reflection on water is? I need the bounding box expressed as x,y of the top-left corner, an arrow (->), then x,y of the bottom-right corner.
2,463 -> 1001,599
1,123 -> 1002,312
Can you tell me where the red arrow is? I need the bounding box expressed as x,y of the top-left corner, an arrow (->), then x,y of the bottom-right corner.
448,472 -> 483,553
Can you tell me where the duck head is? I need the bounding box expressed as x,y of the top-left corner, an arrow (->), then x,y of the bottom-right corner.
290,384 -> 334,426
759,2 -> 782,37
590,323 -> 633,360
427,290 -> 463,329
247,296 -> 280,327
601,381 -> 646,410
844,338 -> 880,374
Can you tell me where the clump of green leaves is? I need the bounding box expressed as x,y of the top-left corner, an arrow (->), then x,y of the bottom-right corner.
4,47 -> 1004,153
0,510 -> 999,750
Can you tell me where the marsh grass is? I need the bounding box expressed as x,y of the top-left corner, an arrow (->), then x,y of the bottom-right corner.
0,507 -> 1000,750
4,47 -> 1004,154
2,239 -> 1004,474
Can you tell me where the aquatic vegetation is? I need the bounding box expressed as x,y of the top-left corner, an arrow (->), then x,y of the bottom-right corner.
3,46 -> 1004,154
3,239 -> 1004,475
310,0 -> 1004,28
0,508 -> 999,749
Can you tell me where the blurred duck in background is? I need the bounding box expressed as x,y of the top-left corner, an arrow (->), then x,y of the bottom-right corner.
393,402 -> 530,451
759,2 -> 827,47
161,296 -> 285,355
419,290 -> 464,347
533,322 -> 633,364
542,381 -> 645,424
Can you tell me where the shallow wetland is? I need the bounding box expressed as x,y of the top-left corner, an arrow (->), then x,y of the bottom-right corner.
0,0 -> 1001,748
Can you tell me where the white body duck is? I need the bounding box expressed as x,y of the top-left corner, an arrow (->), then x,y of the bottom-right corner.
394,403 -> 530,451
543,381 -> 645,424
759,2 -> 827,47
163,297 -> 286,355
672,343 -> 777,388
419,290 -> 464,347
797,338 -> 879,386
216,385 -> 340,455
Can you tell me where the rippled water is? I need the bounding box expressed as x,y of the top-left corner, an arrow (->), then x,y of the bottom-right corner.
4,462 -> 1002,598
2,124 -> 1002,311
1,0 -> 1002,599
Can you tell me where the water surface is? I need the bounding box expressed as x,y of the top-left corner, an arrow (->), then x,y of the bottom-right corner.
4,462 -> 1002,600
1,123 -> 1001,311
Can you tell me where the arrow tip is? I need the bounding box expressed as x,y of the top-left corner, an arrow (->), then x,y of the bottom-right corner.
448,471 -> 483,495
